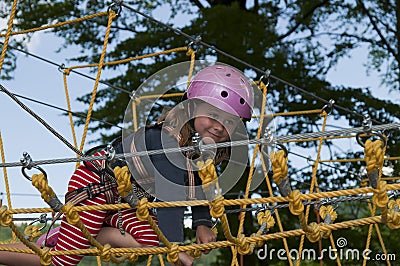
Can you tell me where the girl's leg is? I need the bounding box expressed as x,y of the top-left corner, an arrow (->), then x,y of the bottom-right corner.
0,227 -> 139,266
51,165 -> 108,266
0,242 -> 41,266
105,209 -> 159,247
96,226 -> 142,248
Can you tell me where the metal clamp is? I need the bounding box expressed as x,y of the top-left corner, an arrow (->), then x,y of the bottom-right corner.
258,69 -> 271,87
105,144 -> 116,161
355,114 -> 387,148
191,132 -> 202,157
57,63 -> 67,74
322,99 -> 335,115
356,130 -> 387,148
20,152 -> 47,181
318,198 -> 339,211
275,142 -> 288,157
108,1 -> 122,16
28,213 -> 48,232
187,35 -> 202,52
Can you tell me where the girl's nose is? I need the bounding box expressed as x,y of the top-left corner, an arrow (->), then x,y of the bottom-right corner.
212,120 -> 224,132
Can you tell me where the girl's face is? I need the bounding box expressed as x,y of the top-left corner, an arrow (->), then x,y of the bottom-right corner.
194,102 -> 240,143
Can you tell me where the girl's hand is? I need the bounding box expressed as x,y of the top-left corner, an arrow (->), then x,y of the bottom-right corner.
177,252 -> 194,266
196,225 -> 216,254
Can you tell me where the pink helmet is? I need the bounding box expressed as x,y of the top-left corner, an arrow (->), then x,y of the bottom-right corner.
186,65 -> 254,120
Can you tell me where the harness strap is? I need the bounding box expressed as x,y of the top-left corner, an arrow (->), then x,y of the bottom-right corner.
162,125 -> 196,200
65,180 -> 117,205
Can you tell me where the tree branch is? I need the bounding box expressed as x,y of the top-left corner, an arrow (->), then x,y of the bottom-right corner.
189,0 -> 205,9
356,0 -> 398,60
278,0 -> 330,41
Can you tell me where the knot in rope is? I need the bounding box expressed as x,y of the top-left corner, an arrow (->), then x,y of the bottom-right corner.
254,80 -> 267,92
360,178 -> 369,187
63,68 -> 71,75
387,199 -> 400,229
62,202 -> 80,224
210,195 -> 225,218
237,233 -> 252,255
114,166 -> 132,198
24,225 -> 42,241
0,205 -> 12,226
320,110 -> 328,118
193,249 -> 202,259
251,231 -> 264,247
270,150 -> 288,185
39,247 -> 52,266
186,48 -> 195,57
100,243 -> 112,262
306,222 -> 321,243
196,159 -> 218,185
128,253 -> 138,262
166,243 -> 180,263
136,198 -> 149,221
32,173 -> 55,202
288,190 -> 304,216
319,205 -> 337,223
188,249 -> 202,259
364,139 -> 384,173
372,181 -> 389,208
257,211 -> 275,229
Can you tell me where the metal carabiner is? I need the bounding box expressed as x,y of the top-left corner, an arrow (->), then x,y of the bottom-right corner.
191,132 -> 202,157
20,152 -> 47,181
275,142 -> 288,157
356,130 -> 387,148
355,113 -> 387,148
258,69 -> 271,88
187,35 -> 202,52
322,99 -> 335,115
28,213 -> 48,232
108,1 -> 123,17
105,144 -> 116,162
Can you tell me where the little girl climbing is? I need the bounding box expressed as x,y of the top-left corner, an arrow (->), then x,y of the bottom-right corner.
0,63 -> 254,266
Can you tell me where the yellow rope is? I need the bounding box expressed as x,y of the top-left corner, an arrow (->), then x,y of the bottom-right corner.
270,149 -> 288,185
0,132 -> 15,240
24,225 -> 42,241
260,134 -> 293,266
387,199 -> 400,229
65,47 -> 189,71
78,11 -> 116,154
0,12 -> 109,37
364,139 -> 385,174
237,80 -> 268,244
0,0 -> 18,74
296,111 -> 328,265
62,72 -> 79,168
31,173 -> 56,202
114,166 -> 132,198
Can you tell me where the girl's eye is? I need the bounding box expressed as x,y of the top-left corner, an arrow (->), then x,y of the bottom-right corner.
225,120 -> 234,126
209,113 -> 219,119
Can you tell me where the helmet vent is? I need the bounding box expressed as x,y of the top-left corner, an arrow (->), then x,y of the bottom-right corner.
221,91 -> 228,98
226,73 -> 231,77
240,98 -> 245,105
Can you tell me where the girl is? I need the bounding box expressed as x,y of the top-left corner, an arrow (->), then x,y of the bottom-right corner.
0,64 -> 254,266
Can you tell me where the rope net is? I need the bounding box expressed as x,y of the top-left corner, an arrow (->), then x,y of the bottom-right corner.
0,3 -> 399,266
